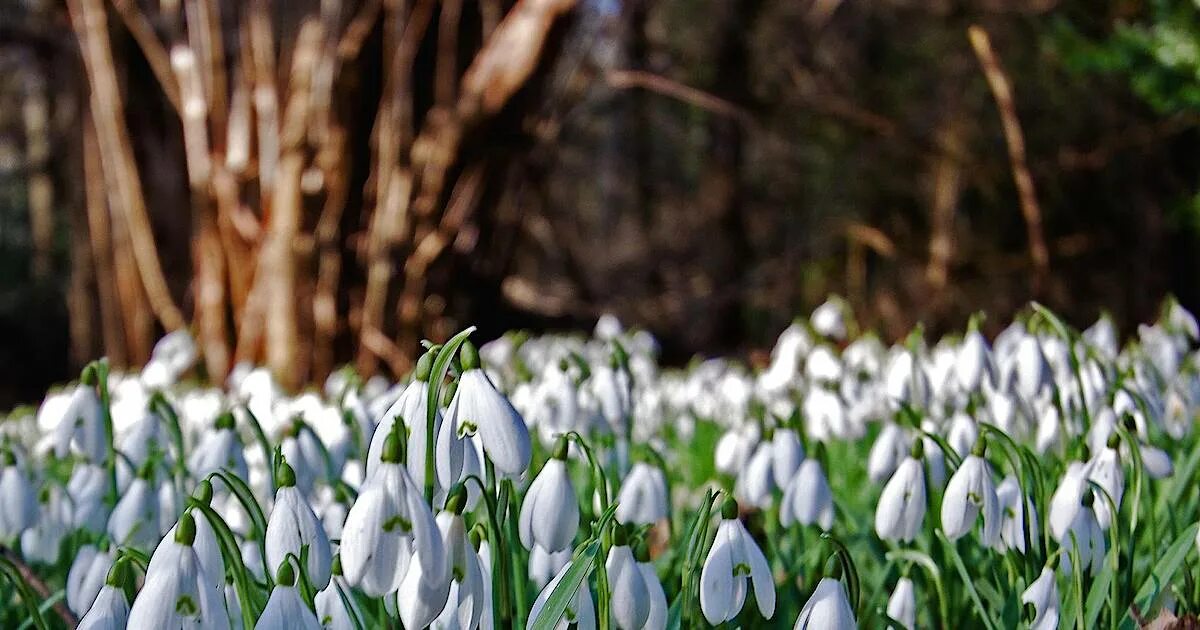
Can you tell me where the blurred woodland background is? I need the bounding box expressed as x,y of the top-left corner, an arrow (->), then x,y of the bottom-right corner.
1,0 -> 1200,404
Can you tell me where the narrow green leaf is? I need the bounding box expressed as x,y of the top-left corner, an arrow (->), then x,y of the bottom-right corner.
14,589 -> 64,630
0,557 -> 50,630
529,539 -> 601,630
938,530 -> 997,630
1119,523 -> 1200,630
187,498 -> 267,627
424,327 -> 477,503
241,404 -> 276,495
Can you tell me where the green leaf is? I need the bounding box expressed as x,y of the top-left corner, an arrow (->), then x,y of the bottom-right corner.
1118,523 -> 1200,630
529,539 -> 601,630
241,404 -> 276,495
0,556 -> 50,630
187,499 -> 267,627
334,578 -> 366,630
424,327 -> 477,503
14,589 -> 64,630
209,470 -> 268,540
938,530 -> 998,630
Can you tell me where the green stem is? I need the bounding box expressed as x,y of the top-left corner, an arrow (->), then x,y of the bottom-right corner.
483,456 -> 512,625
596,526 -> 612,630
503,479 -> 530,628
88,360 -> 119,508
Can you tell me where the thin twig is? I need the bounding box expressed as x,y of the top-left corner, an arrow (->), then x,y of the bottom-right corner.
0,546 -> 78,628
70,0 -> 187,332
968,25 -> 1049,293
109,0 -> 183,112
606,68 -> 753,125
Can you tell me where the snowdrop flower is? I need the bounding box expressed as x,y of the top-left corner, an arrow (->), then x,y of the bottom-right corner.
1048,460 -> 1090,542
794,577 -> 856,630
875,442 -> 927,542
780,457 -> 835,530
699,499 -> 775,624
126,511 -> 230,629
76,562 -> 130,630
188,412 -> 249,481
114,410 -> 162,488
771,427 -> 805,483
442,341 -> 532,476
279,421 -> 325,495
1012,335 -> 1051,403
996,475 -> 1038,554
886,577 -> 916,630
606,530 -> 650,630
759,323 -> 809,393
805,346 -> 843,384
735,441 -> 777,509
527,559 -> 596,630
1141,445 -> 1174,479
634,544 -> 668,630
591,357 -> 632,436
804,386 -> 852,442
715,425 -> 758,474
884,350 -> 931,410
316,556 -> 365,630
941,441 -> 1000,545
0,450 -> 37,539
812,297 -> 849,340
341,426 -> 445,597
529,544 -> 572,590
22,484 -> 70,563
519,438 -> 578,552
946,413 -> 978,459
157,481 -> 225,598
867,422 -> 910,484
256,561 -> 322,630
141,329 -> 197,388
1056,491 -> 1105,576
1166,299 -> 1199,341
50,384 -> 105,463
921,430 -> 947,488
477,537 -> 495,630
107,463 -> 161,548
956,327 -> 996,392
431,486 -> 486,630
595,313 -> 624,340
369,352 -> 438,483
394,539 -> 453,630
266,458 -> 333,589
1022,564 -> 1060,630
532,362 -> 581,443
1034,402 -> 1061,455
1087,437 -> 1124,530
1085,314 -> 1119,360
616,462 -> 668,526
67,544 -> 114,616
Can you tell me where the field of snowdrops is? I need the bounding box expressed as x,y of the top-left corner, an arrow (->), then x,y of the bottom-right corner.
3,299 -> 1200,629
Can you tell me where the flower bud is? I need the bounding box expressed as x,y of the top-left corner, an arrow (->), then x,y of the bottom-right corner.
175,511 -> 197,546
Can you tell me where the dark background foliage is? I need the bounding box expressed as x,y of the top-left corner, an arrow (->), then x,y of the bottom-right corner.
1,0 -> 1198,405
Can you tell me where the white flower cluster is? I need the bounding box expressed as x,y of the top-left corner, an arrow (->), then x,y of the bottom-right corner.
2,297 -> 1200,629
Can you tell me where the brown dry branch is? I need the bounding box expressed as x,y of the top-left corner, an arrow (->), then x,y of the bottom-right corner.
925,112 -> 965,293
0,545 -> 77,628
69,0 -> 187,334
968,25 -> 1049,294
259,20 -> 324,390
606,69 -> 753,126
57,0 -> 579,385
110,0 -> 183,112
356,0 -> 436,375
82,113 -> 126,367
22,73 -> 53,280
